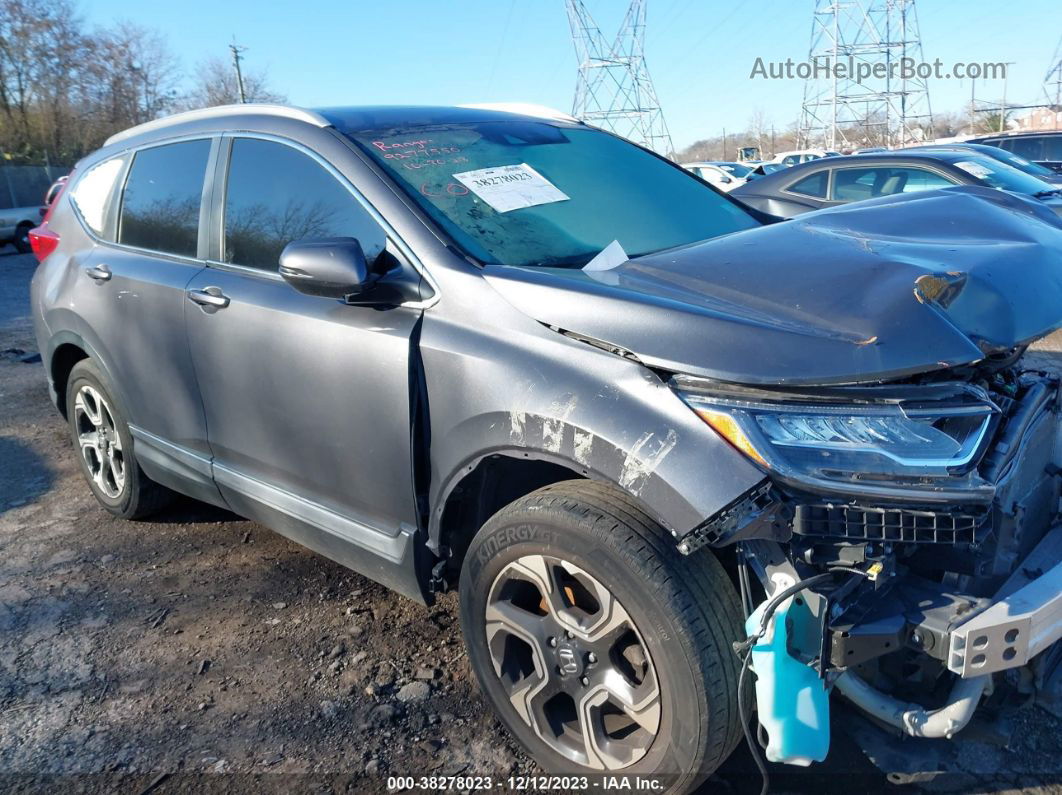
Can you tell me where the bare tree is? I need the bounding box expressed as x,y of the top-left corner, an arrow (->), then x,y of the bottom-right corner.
183,56 -> 285,109
0,0 -> 87,161
973,109 -> 1012,135
930,111 -> 967,139
0,0 -> 180,163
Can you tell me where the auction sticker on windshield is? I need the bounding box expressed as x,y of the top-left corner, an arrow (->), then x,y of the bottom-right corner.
953,160 -> 994,179
452,163 -> 570,213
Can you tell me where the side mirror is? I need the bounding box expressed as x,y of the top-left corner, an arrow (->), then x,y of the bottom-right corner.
719,175 -> 732,184
279,237 -> 378,299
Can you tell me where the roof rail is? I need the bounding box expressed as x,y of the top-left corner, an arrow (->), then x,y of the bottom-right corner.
458,102 -> 579,124
104,104 -> 331,147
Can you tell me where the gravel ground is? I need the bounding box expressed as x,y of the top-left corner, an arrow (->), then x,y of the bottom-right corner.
1,248 -> 1060,794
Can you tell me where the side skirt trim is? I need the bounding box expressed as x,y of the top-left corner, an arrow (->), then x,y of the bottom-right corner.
212,462 -> 415,565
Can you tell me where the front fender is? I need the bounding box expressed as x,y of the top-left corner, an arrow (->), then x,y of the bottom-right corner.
422,312 -> 767,544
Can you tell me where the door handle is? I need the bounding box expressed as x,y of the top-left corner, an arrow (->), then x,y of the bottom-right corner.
85,264 -> 112,282
187,288 -> 230,309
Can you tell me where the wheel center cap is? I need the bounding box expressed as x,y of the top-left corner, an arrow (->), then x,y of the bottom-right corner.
555,641 -> 582,677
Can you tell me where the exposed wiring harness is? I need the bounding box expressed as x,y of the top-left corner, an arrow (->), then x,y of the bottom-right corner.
733,564 -> 879,795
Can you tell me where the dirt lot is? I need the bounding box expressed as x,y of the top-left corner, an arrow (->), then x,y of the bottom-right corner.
1,248 -> 1060,794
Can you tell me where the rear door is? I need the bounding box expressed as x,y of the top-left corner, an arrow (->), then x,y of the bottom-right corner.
184,134 -> 421,552
68,138 -> 222,504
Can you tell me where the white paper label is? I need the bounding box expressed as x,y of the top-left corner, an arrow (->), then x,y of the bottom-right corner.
953,160 -> 993,179
583,240 -> 629,272
452,163 -> 569,213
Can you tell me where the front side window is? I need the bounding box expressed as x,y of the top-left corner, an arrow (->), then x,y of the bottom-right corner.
787,171 -> 828,198
345,122 -> 758,268
877,167 -> 955,193
119,140 -> 210,257
222,138 -> 385,272
71,157 -> 125,237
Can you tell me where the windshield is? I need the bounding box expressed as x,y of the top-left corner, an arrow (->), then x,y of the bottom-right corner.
947,156 -> 1058,194
717,162 -> 752,177
986,149 -> 1057,178
347,122 -> 758,268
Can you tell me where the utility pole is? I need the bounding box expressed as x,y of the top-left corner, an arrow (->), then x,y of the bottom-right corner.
999,62 -> 1016,133
229,40 -> 248,104
1043,35 -> 1062,130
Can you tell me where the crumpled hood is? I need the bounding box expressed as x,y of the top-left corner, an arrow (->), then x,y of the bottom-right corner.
483,186 -> 1062,385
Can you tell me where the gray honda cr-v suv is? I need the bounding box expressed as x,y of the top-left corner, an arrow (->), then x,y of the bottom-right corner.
30,103 -> 1062,792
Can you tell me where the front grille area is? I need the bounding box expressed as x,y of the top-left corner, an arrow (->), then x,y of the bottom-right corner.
793,504 -> 985,544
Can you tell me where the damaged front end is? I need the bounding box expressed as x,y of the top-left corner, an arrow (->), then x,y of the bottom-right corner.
671,360 -> 1062,773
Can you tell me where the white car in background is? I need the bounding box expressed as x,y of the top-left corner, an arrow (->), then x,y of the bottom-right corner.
770,148 -> 842,167
680,161 -> 752,192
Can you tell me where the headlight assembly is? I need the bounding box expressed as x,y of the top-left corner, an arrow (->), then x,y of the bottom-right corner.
672,376 -> 998,487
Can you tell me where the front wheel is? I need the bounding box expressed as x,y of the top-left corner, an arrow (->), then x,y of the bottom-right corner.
459,480 -> 744,793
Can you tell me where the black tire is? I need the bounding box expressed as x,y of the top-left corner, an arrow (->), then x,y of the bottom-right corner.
14,223 -> 33,255
65,359 -> 172,519
459,480 -> 744,793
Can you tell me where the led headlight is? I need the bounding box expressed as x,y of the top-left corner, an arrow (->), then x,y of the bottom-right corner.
674,378 -> 998,485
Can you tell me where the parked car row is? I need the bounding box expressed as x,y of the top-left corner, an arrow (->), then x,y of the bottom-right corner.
0,167 -> 69,254
968,130 -> 1062,173
731,148 -> 1062,218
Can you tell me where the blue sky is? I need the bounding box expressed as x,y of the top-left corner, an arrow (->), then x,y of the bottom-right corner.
81,0 -> 1061,150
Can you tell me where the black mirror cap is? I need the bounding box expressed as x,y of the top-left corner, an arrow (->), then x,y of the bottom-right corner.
279,237 -> 378,299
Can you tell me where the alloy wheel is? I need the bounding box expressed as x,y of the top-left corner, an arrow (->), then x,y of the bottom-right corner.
485,554 -> 660,770
74,385 -> 126,499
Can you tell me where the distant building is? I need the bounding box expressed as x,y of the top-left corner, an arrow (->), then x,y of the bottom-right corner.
1013,106 -> 1062,131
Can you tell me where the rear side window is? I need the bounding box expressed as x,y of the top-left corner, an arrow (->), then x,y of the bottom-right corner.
222,138 -> 385,272
1044,136 -> 1062,161
830,167 -> 952,201
71,158 -> 124,237
787,171 -> 828,198
119,140 -> 211,257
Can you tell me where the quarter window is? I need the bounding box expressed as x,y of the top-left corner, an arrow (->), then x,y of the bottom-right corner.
222,138 -> 385,272
71,157 -> 125,237
787,171 -> 828,198
118,140 -> 210,257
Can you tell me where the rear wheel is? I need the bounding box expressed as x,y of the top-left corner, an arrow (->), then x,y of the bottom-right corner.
14,222 -> 33,255
66,359 -> 172,519
459,480 -> 744,793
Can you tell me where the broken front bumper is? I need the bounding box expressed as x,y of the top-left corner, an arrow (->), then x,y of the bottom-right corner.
949,526 -> 1062,677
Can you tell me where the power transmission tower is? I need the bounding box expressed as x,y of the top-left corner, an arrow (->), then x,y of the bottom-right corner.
799,0 -> 933,150
565,0 -> 674,157
229,41 -> 248,104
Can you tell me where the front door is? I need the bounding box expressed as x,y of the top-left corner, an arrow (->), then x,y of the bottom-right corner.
184,136 -> 421,556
